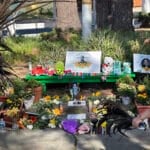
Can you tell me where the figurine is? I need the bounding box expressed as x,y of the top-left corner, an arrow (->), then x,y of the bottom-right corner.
70,83 -> 80,100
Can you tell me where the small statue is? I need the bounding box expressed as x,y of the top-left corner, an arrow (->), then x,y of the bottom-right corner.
70,83 -> 80,101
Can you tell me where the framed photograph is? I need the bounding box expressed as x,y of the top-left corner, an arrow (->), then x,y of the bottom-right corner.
65,51 -> 102,73
133,54 -> 150,74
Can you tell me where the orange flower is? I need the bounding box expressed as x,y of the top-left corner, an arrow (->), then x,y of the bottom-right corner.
44,96 -> 51,101
52,108 -> 61,116
95,91 -> 101,97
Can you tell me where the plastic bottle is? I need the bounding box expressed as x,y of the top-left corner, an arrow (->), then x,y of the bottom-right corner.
0,118 -> 6,132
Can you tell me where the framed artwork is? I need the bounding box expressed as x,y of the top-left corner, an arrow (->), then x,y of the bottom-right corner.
65,51 -> 102,73
133,54 -> 150,74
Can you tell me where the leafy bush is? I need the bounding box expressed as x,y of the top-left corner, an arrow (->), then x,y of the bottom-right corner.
3,29 -> 150,65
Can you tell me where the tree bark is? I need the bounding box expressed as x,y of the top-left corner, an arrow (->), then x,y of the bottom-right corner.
111,0 -> 133,31
56,0 -> 81,30
96,0 -> 133,31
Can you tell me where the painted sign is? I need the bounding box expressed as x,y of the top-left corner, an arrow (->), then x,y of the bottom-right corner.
65,51 -> 102,73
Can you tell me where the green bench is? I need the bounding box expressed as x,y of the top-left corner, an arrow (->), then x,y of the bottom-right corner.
25,73 -> 136,92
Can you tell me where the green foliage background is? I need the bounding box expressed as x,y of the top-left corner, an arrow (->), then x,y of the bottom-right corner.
3,29 -> 150,66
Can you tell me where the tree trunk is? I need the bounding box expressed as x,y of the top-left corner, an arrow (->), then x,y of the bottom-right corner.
56,0 -> 81,30
96,0 -> 112,29
111,0 -> 133,31
96,0 -> 133,31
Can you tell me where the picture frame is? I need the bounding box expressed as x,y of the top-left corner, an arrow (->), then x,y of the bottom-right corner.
65,51 -> 102,73
133,54 -> 150,74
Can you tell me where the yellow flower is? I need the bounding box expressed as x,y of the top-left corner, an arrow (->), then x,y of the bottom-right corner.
101,121 -> 107,128
44,96 -> 51,102
95,91 -> 101,97
137,85 -> 146,92
53,95 -> 59,100
137,93 -> 148,99
6,107 -> 19,118
80,95 -> 86,100
52,108 -> 61,116
92,93 -> 95,96
49,118 -> 56,125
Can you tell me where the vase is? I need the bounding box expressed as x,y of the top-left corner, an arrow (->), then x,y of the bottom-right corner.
24,96 -> 34,110
12,118 -> 19,130
136,105 -> 150,114
121,96 -> 131,105
33,86 -> 42,103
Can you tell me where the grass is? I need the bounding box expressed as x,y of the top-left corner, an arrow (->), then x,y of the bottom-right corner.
2,29 -> 150,65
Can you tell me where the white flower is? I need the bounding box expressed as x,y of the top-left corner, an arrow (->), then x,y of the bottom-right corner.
48,123 -> 56,128
93,100 -> 100,105
53,99 -> 60,105
27,124 -> 33,130
41,115 -> 47,120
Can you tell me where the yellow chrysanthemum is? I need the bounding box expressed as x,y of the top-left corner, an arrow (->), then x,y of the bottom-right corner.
137,93 -> 148,99
49,118 -> 56,125
6,107 -> 19,117
53,95 -> 59,100
95,91 -> 101,97
137,85 -> 146,92
52,108 -> 61,116
44,96 -> 51,101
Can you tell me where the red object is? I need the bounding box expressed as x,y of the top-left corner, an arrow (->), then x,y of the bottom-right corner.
64,70 -> 72,74
32,65 -> 45,75
136,105 -> 150,114
0,96 -> 8,102
47,70 -> 56,76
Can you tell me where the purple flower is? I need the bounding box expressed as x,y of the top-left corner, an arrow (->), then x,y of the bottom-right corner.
61,119 -> 79,134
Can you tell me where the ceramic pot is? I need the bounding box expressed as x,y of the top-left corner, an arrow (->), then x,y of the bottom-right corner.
136,105 -> 150,114
121,96 -> 131,105
33,86 -> 42,103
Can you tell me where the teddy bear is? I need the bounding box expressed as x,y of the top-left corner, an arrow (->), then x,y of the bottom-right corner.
101,57 -> 114,81
101,57 -> 114,78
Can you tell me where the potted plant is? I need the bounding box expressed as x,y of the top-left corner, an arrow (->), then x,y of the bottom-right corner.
0,53 -> 16,97
116,75 -> 137,105
136,75 -> 150,113
26,79 -> 43,103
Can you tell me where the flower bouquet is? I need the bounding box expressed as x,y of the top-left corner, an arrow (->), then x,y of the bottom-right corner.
135,76 -> 150,114
136,85 -> 150,106
117,83 -> 137,98
5,107 -> 20,129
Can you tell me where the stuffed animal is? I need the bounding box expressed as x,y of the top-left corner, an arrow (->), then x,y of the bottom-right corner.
102,57 -> 114,75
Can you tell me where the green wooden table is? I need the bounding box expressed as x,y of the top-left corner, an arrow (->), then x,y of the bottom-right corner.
25,73 -> 136,92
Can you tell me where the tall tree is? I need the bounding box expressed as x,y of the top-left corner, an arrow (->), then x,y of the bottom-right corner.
96,0 -> 134,31
55,0 -> 81,30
